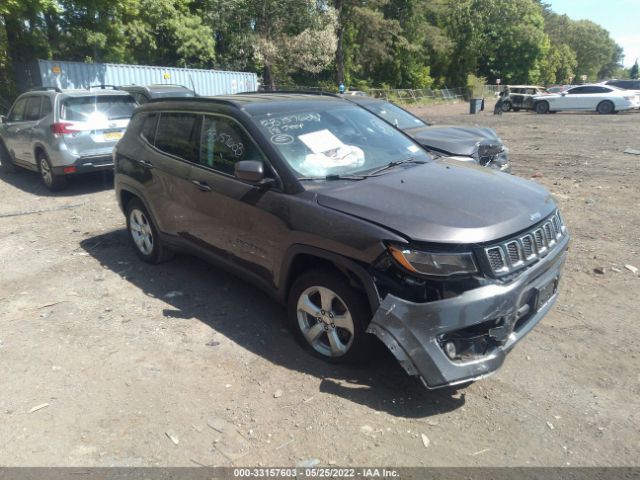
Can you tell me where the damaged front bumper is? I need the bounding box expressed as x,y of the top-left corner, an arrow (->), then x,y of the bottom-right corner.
367,235 -> 569,389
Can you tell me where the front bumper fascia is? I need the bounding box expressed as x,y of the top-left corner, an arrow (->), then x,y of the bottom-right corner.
367,234 -> 569,389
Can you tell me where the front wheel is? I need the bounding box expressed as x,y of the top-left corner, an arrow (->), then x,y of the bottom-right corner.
288,268 -> 372,363
535,101 -> 549,114
500,101 -> 512,112
597,101 -> 614,114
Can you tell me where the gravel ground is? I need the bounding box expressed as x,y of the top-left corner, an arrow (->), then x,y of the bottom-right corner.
0,102 -> 639,467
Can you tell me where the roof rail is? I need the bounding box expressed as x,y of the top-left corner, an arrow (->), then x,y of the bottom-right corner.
242,90 -> 343,98
29,86 -> 62,93
87,84 -> 119,90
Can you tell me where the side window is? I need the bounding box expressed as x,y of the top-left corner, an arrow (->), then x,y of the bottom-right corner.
154,112 -> 199,161
24,97 -> 42,121
568,87 -> 584,94
199,116 -> 266,175
8,98 -> 28,122
140,113 -> 158,144
40,97 -> 52,118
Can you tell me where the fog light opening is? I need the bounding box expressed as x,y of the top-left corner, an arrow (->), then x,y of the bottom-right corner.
445,341 -> 457,360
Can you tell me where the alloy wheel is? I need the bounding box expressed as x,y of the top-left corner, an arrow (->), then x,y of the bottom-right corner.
129,208 -> 154,256
296,286 -> 355,357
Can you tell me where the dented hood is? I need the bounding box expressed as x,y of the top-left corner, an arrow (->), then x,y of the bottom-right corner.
315,159 -> 556,244
406,125 -> 501,157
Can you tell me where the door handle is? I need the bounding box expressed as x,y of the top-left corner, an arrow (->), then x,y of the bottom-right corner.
192,180 -> 212,192
139,159 -> 153,169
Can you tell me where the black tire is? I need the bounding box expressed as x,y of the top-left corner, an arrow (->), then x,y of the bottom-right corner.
597,101 -> 614,114
0,141 -> 18,173
125,198 -> 174,264
500,101 -> 512,112
535,101 -> 549,114
288,268 -> 372,363
37,152 -> 67,191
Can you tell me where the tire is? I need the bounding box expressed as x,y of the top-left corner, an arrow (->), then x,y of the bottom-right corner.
125,198 -> 174,264
0,141 -> 18,173
500,101 -> 512,112
38,152 -> 67,191
288,268 -> 372,363
597,100 -> 614,114
535,101 -> 549,114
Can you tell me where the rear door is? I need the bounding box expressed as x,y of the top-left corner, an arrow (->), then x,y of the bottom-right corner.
58,94 -> 136,157
2,97 -> 29,160
141,111 -> 201,236
15,96 -> 49,166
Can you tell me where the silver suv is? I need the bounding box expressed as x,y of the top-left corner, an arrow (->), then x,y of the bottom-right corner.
0,86 -> 136,190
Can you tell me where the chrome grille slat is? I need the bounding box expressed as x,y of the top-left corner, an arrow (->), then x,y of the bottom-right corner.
483,211 -> 567,276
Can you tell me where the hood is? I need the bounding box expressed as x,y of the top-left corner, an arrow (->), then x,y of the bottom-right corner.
315,159 -> 556,244
406,125 -> 501,157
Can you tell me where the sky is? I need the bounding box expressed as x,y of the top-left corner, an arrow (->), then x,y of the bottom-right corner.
546,0 -> 640,67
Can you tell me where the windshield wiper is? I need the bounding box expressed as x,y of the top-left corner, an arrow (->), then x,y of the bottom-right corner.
298,174 -> 367,181
363,157 -> 427,176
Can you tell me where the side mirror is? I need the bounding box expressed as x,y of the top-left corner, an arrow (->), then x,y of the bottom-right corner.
235,160 -> 267,184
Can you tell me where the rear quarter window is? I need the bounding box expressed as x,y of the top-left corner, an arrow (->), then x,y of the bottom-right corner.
140,113 -> 158,144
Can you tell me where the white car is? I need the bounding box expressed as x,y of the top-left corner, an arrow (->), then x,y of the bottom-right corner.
533,84 -> 640,114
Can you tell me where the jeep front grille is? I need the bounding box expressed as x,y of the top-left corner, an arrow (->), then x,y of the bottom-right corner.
482,211 -> 567,276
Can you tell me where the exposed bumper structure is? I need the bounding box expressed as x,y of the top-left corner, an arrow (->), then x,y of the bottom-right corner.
367,234 -> 569,389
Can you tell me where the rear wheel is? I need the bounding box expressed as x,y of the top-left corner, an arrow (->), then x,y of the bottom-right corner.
288,268 -> 371,363
596,100 -> 614,114
535,101 -> 550,114
0,141 -> 18,173
500,101 -> 512,112
38,152 -> 67,191
125,198 -> 173,264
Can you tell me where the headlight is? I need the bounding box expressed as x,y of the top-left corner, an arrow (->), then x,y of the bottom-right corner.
389,245 -> 478,277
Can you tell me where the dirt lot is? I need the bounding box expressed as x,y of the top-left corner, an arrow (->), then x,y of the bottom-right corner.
1,103 -> 639,467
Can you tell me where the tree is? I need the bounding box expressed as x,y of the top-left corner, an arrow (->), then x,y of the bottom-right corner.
444,0 -> 548,85
629,59 -> 638,79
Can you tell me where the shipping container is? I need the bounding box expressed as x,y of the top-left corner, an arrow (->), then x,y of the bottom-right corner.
15,60 -> 259,96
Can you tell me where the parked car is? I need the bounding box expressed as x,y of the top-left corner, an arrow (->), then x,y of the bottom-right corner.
345,95 -> 510,172
533,84 -> 640,114
114,94 -> 569,389
545,85 -> 570,94
499,85 -> 546,112
119,84 -> 196,104
604,79 -> 640,91
0,86 -> 136,190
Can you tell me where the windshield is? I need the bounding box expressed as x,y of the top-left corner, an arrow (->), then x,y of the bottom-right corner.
360,101 -> 428,130
60,95 -> 136,121
254,105 -> 430,178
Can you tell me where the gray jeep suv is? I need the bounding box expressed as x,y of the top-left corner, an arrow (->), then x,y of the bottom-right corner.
114,94 -> 569,389
0,86 -> 136,190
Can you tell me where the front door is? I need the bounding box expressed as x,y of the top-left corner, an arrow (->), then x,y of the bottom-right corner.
185,114 -> 289,286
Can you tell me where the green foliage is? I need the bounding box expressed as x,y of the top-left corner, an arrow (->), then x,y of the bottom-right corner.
467,74 -> 487,98
631,60 -> 639,80
0,0 -> 628,100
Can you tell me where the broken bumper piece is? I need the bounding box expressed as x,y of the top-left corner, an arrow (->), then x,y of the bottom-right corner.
367,235 -> 569,389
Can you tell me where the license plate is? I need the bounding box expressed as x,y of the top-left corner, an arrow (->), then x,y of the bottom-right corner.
103,131 -> 123,141
536,278 -> 558,310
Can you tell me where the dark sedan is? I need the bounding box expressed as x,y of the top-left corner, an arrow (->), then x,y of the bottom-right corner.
345,96 -> 510,172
